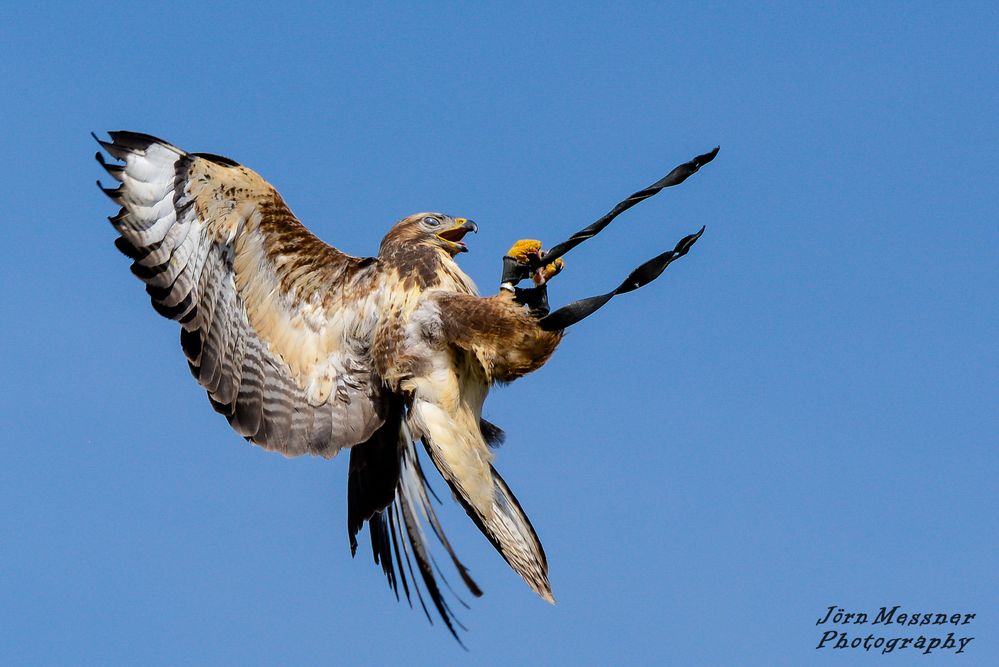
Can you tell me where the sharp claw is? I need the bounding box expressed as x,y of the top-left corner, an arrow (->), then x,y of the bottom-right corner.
533,257 -> 565,285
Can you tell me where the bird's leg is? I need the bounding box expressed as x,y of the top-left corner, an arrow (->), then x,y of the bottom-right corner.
500,239 -> 565,319
500,240 -> 563,289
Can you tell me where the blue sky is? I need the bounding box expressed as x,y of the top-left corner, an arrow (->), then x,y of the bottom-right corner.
2,3 -> 996,665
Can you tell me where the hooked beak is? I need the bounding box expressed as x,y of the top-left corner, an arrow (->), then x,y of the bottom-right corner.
437,218 -> 478,253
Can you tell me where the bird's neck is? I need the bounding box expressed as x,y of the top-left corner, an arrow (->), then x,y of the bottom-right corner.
381,244 -> 477,295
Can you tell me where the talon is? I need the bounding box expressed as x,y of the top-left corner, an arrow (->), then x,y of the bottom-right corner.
506,239 -> 543,264
534,257 -> 564,286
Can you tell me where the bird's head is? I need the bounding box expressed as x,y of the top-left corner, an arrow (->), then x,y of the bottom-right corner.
380,213 -> 478,258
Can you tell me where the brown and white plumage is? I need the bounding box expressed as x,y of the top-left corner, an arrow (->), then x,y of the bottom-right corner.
97,133 -> 387,456
96,131 -> 563,639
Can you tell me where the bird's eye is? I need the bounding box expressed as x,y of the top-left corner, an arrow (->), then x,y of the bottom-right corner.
422,216 -> 441,227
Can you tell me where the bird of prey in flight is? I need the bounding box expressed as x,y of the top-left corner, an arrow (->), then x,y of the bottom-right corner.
95,131 -> 715,642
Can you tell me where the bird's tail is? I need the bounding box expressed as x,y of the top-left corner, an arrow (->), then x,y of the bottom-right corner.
411,399 -> 554,603
348,412 -> 482,644
446,457 -> 554,604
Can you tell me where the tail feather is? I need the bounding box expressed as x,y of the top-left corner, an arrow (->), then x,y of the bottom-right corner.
399,421 -> 483,598
421,436 -> 554,603
347,394 -> 552,646
347,415 -> 482,645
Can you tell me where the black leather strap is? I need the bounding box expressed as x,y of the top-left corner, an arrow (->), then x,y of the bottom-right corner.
532,147 -> 718,270
512,284 -> 551,318
537,227 -> 704,331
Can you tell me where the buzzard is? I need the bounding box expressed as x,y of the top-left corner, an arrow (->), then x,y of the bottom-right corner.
95,131 -> 715,641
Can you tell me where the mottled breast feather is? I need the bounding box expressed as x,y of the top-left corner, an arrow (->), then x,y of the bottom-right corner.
371,232 -> 479,390
98,131 -> 387,457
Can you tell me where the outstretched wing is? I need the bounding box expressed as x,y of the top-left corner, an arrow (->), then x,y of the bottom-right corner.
433,291 -> 564,383
96,131 -> 387,456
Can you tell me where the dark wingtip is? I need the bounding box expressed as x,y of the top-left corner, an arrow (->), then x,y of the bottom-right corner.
192,152 -> 241,167
96,179 -> 120,199
107,130 -> 166,150
93,132 -> 130,160
96,151 -> 125,180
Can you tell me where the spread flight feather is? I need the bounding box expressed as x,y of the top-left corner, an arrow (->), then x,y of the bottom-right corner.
96,131 -> 563,640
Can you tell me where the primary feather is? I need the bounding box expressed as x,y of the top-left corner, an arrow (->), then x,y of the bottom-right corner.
96,131 -> 563,640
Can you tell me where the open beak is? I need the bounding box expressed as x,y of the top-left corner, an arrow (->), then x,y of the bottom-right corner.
437,218 -> 478,253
